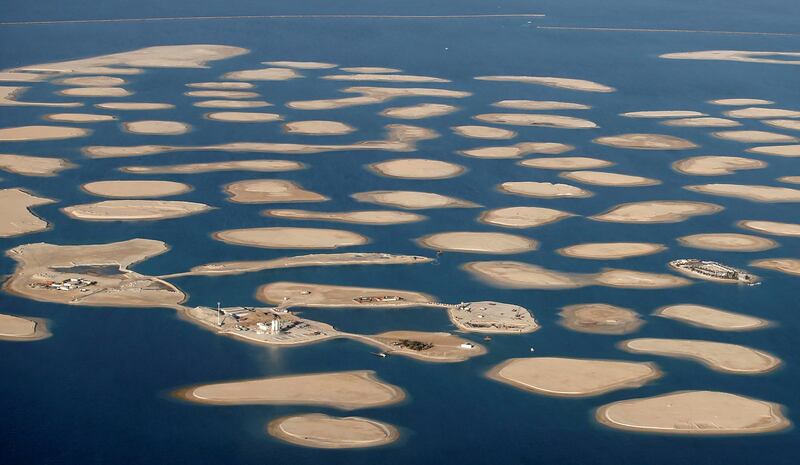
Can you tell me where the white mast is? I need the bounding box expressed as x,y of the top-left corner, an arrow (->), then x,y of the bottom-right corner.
217,301 -> 221,326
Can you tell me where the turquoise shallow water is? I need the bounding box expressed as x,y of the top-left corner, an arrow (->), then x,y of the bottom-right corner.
1,2 -> 799,464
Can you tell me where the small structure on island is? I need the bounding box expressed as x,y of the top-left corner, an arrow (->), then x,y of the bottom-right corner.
669,259 -> 760,285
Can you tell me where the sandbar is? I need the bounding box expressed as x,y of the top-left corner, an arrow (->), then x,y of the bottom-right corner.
593,269 -> 691,289
381,103 -> 458,119
560,171 -> 660,187
662,117 -> 741,128
479,206 -> 572,228
287,86 -> 471,110
81,180 -> 191,198
447,301 -> 538,334
224,179 -> 327,203
0,72 -> 47,82
487,357 -> 659,397
120,160 -> 304,174
95,102 -> 173,110
324,73 -> 448,83
369,158 -> 464,179
621,338 -> 780,374
283,120 -> 355,135
352,190 -> 478,209
747,144 -> 800,157
460,142 -> 574,159
0,154 -> 74,176
655,304 -> 769,331
1,86 -> 81,107
520,157 -> 612,170
672,156 -> 765,176
0,313 -> 50,342
685,183 -> 800,202
621,110 -> 706,118
62,200 -> 211,221
462,261 -> 587,289
737,220 -> 800,237
725,107 -> 800,119
268,414 -> 399,449
710,98 -> 774,106
122,120 -> 190,135
558,242 -> 665,260
593,133 -> 697,150
762,119 -> 800,131
340,67 -> 400,73
181,370 -> 404,410
713,130 -> 797,143
362,330 -> 486,362
0,125 -> 89,142
264,61 -> 336,69
596,390 -> 790,435
0,188 -> 54,237
499,181 -> 592,198
750,258 -> 800,277
492,100 -> 590,110
263,209 -> 425,225
214,227 -> 368,249
778,176 -> 800,183
475,76 -> 615,92
59,87 -> 131,97
661,50 -> 800,65
678,233 -> 777,252
194,100 -> 271,108
257,281 -> 435,308
558,304 -> 643,335
187,82 -> 254,89
223,68 -> 302,81
205,112 -> 281,122
44,113 -> 116,123
416,232 -> 537,254
451,125 -> 516,139
474,113 -> 597,129
184,90 -> 260,99
591,200 -> 723,223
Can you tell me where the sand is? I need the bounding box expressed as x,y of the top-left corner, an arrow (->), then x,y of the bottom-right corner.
364,330 -> 486,362
474,113 -> 597,129
287,86 -> 471,110
95,102 -> 174,110
596,390 -> 790,435
750,258 -> 800,277
324,74 -> 449,83
0,72 -> 47,82
621,338 -> 781,374
713,130 -> 797,143
778,176 -> 800,184
492,100 -> 590,110
0,125 -> 90,142
214,227 -> 368,249
267,414 -> 399,449
224,179 -> 327,203
655,304 -> 769,331
59,87 -> 132,97
672,156 -> 766,176
451,125 -> 516,139
622,110 -> 706,118
120,160 -> 304,174
488,357 -> 660,397
0,314 -> 50,341
194,100 -> 272,108
223,68 -> 302,81
263,209 -> 425,225
475,76 -> 615,92
447,301 -> 538,334
416,232 -> 537,254
678,233 -> 777,252
44,113 -> 116,123
685,184 -> 800,202
519,157 -> 612,170
187,82 -> 255,89
352,190 -> 478,210
62,200 -> 212,221
593,269 -> 691,289
122,120 -> 191,135
462,261 -> 587,290
1,86 -> 81,107
479,206 -> 573,228
184,90 -> 260,99
284,120 -> 355,135
737,220 -> 800,237
3,238 -> 185,308
257,282 -> 435,308
340,67 -> 400,73
499,181 -> 592,199
558,242 -> 665,260
264,61 -> 336,69
591,201 -> 723,223
593,133 -> 697,150
710,98 -> 774,106
725,107 -> 800,119
661,50 -> 800,65
369,158 -> 465,179
0,154 -> 74,176
460,142 -> 574,159
0,189 -> 54,237
558,304 -> 644,335
762,119 -> 800,131
662,117 -> 741,128
560,171 -> 661,187
205,112 -> 281,122
381,103 -> 458,119
182,371 -> 404,410
81,180 -> 191,198
747,144 -> 800,157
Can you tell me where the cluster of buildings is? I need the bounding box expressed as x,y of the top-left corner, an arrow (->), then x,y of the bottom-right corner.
31,277 -> 97,292
353,295 -> 405,304
670,259 -> 759,284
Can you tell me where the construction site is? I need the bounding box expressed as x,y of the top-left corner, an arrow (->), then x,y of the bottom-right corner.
669,259 -> 760,285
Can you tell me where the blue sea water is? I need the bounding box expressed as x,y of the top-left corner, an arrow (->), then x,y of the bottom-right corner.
1,2 -> 799,464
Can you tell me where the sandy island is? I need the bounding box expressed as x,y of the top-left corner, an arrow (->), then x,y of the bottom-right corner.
224,179 -> 327,203
223,68 -> 301,81
340,67 -> 400,73
352,190 -> 478,210
460,142 -> 574,159
558,242 -> 665,260
179,370 -> 404,410
662,117 -> 741,128
0,125 -> 90,142
184,90 -> 260,99
122,120 -> 191,135
475,76 -> 615,93
778,176 -> 800,184
59,87 -> 131,98
194,100 -> 272,109
95,102 -> 173,110
416,232 -> 537,254
369,158 -> 465,180
591,200 -> 723,223
1,86 -> 81,108
519,157 -> 612,170
678,233 -> 777,252
0,313 -> 50,342
381,103 -> 458,119
40,75 -> 117,86
655,304 -> 770,331
713,130 -> 797,144
287,86 -> 471,110
263,209 -> 425,225
620,338 -> 780,374
763,119 -> 800,131
685,184 -> 800,202
751,258 -> 800,277
359,330 -> 486,362
268,414 -> 399,449
492,100 -> 590,110
738,220 -> 800,237
324,73 -> 448,83
593,269 -> 691,289
560,171 -> 660,187
488,357 -> 660,397
474,113 -> 597,129
205,112 -> 281,123
710,98 -> 774,106
264,61 -> 336,69
187,82 -> 255,89
621,110 -> 706,118
447,301 -> 538,334
257,281 -> 435,308
62,200 -> 211,221
499,181 -> 592,199
120,160 -> 304,175
725,107 -> 800,119
0,188 -> 54,237
3,238 -> 184,308
661,50 -> 800,65
0,154 -> 74,176
479,206 -> 572,228
214,227 -> 368,250
672,156 -> 766,176
559,304 -> 643,335
81,180 -> 191,198
451,125 -> 516,139
44,113 -> 116,123
596,390 -> 790,435
284,120 -> 355,135
747,144 -> 800,157
593,133 -> 697,150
